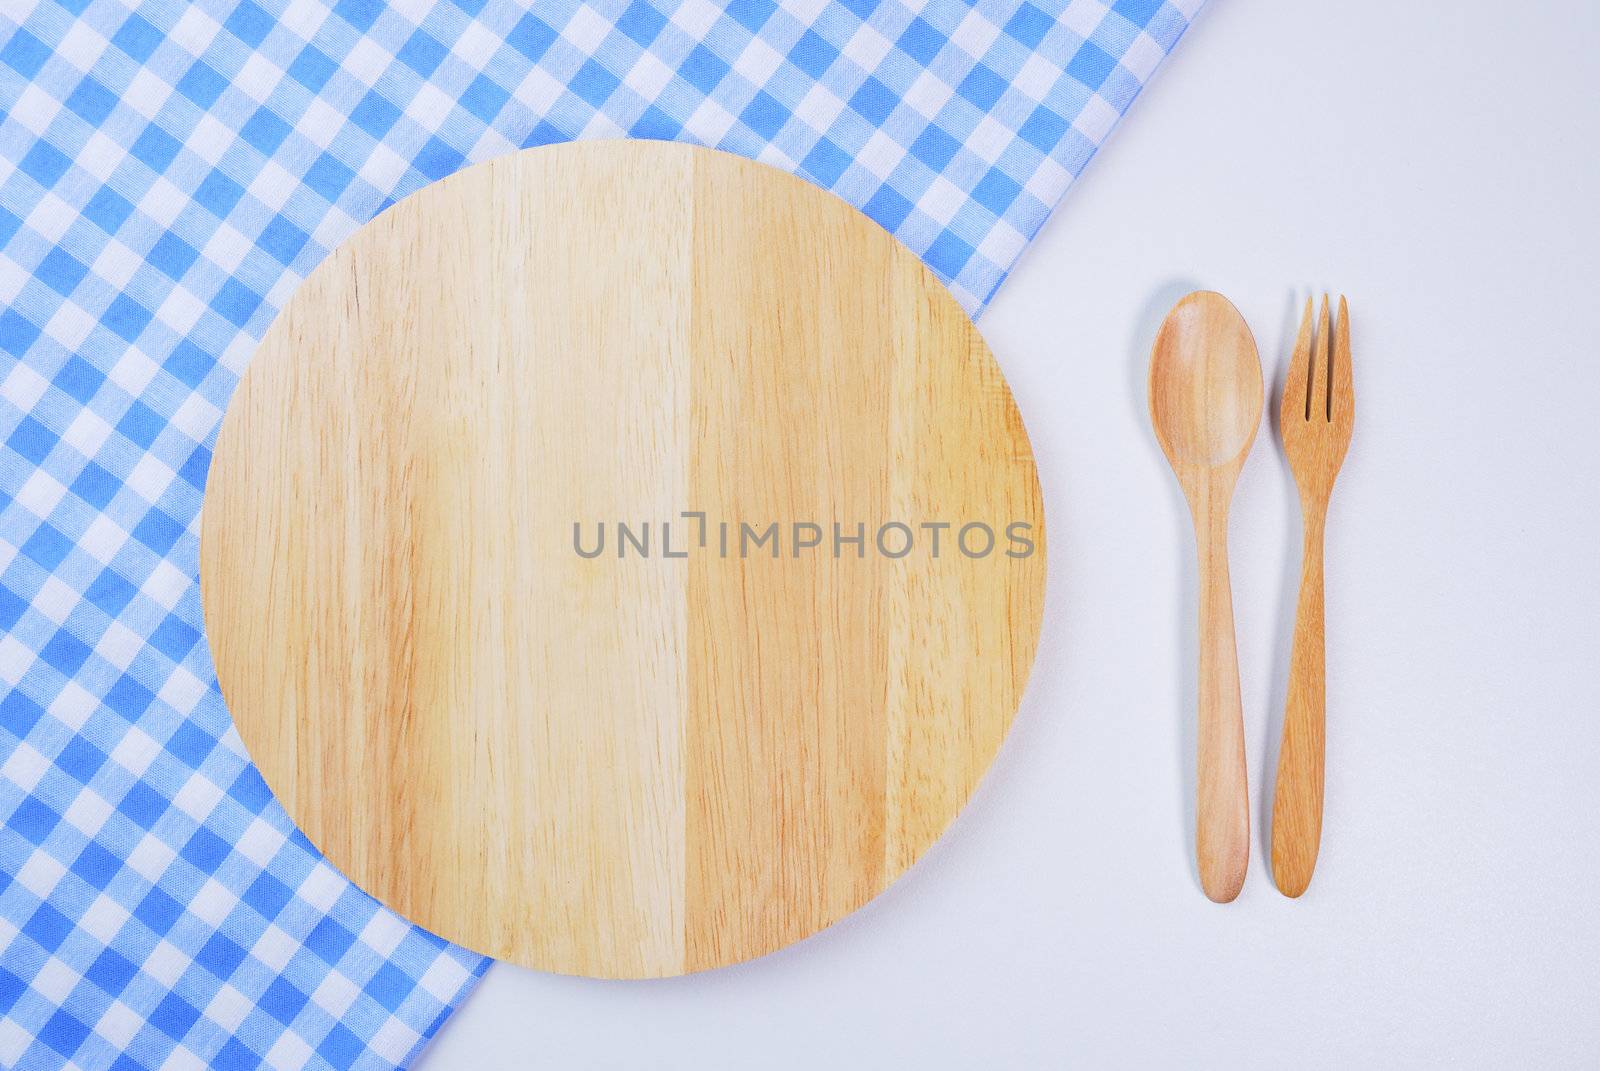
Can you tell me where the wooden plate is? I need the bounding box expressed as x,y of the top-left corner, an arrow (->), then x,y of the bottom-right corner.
201,141 -> 1045,978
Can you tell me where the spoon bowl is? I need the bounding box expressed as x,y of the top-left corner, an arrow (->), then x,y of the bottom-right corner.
1150,293 -> 1263,472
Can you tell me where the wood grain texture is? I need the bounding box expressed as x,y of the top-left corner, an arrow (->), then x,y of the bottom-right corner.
1148,291 -> 1262,904
200,141 -> 1045,977
1271,296 -> 1353,898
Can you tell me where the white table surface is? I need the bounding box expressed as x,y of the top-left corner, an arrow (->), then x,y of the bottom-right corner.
419,0 -> 1600,1065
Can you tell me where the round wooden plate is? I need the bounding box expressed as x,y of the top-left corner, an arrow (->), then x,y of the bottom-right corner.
201,141 -> 1045,978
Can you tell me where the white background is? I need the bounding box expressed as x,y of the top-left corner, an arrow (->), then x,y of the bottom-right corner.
422,0 -> 1600,1065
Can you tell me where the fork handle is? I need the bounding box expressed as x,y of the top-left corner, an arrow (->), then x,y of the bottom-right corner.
1272,509 -> 1326,897
1195,506 -> 1250,903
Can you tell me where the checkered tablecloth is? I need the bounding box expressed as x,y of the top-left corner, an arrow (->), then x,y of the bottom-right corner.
0,0 -> 1198,1067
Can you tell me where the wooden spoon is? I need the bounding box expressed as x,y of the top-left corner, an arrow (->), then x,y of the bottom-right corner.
1148,291 -> 1262,903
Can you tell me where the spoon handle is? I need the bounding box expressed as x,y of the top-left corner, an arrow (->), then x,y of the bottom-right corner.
1271,506 -> 1327,897
1195,505 -> 1250,903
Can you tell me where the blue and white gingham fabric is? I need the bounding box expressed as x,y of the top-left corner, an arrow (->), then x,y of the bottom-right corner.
0,0 -> 1198,1067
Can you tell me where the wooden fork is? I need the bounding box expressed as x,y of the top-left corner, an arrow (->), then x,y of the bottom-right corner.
1271,295 -> 1353,897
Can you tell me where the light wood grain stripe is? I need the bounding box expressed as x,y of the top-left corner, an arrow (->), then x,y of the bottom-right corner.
683,154 -> 893,970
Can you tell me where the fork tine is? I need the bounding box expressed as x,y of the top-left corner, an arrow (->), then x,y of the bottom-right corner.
1283,296 -> 1313,422
1331,295 -> 1353,421
1312,294 -> 1331,421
